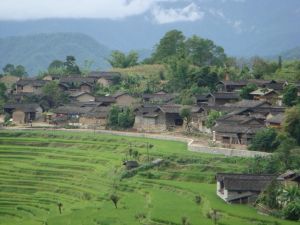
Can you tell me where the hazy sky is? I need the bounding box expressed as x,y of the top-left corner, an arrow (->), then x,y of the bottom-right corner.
0,0 -> 241,24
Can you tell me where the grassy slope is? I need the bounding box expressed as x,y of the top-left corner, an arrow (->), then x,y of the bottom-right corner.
0,130 -> 297,225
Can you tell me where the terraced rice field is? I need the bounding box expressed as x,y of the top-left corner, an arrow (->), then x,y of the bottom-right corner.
0,130 -> 297,225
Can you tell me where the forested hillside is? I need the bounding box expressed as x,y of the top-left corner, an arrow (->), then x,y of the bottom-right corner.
0,33 -> 111,75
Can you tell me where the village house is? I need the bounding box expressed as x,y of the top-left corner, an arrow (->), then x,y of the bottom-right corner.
69,91 -> 95,102
112,92 -> 137,106
278,170 -> 300,188
266,113 -> 285,128
216,173 -> 276,204
134,104 -> 205,132
0,75 -> 20,94
212,114 -> 266,145
95,96 -> 116,106
206,92 -> 240,106
59,76 -> 96,93
16,79 -> 49,94
88,71 -> 121,87
217,80 -> 247,92
141,92 -> 176,104
42,74 -> 60,81
78,106 -> 110,129
4,103 -> 43,124
249,88 -> 279,104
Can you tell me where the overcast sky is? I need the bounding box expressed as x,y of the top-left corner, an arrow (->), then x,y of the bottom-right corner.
0,0 -> 220,24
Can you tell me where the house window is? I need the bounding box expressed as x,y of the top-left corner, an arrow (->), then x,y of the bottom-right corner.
175,118 -> 183,126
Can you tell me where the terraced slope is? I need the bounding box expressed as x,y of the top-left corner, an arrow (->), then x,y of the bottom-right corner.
0,130 -> 297,225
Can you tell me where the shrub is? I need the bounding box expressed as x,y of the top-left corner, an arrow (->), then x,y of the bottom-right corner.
283,201 -> 300,221
249,128 -> 279,152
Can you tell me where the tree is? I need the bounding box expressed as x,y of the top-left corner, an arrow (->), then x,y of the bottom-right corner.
2,64 -> 15,75
151,29 -> 185,63
12,65 -> 27,77
186,35 -> 226,67
108,50 -> 139,68
251,57 -> 278,79
0,82 -> 7,113
117,107 -> 135,129
206,110 -> 223,129
249,128 -> 279,152
192,66 -> 219,91
48,60 -> 64,71
180,107 -> 192,132
240,83 -> 257,100
284,105 -> 300,145
64,56 -> 81,74
276,134 -> 299,170
107,106 -> 135,129
107,105 -> 120,128
283,85 -> 298,106
110,194 -> 120,209
41,81 -> 69,108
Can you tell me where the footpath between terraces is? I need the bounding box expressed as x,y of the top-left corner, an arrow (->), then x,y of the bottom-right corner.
1,127 -> 270,158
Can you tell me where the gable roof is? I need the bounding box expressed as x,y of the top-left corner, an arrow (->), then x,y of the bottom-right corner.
218,80 -> 248,86
208,92 -> 240,100
216,173 -> 276,192
69,91 -> 94,98
225,100 -> 271,108
16,79 -> 48,87
266,113 -> 285,125
159,104 -> 182,113
250,88 -> 277,96
59,76 -> 96,84
4,103 -> 41,112
142,93 -> 175,103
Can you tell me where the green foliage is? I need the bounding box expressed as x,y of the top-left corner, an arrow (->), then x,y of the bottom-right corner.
110,194 -> 120,209
240,83 -> 257,99
284,105 -> 300,145
283,201 -> 300,221
180,107 -> 192,132
259,180 -> 282,209
2,64 -> 28,77
108,50 -> 139,68
0,82 -> 7,113
247,155 -> 281,174
276,134 -> 300,170
64,56 -> 81,74
249,128 -> 279,152
283,85 -> 298,107
206,110 -> 223,129
192,66 -> 220,91
41,81 -> 69,108
251,57 -> 278,79
186,35 -> 226,67
151,29 -> 185,63
107,105 -> 135,129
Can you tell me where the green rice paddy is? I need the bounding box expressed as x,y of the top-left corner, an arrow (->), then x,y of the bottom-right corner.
0,130 -> 297,225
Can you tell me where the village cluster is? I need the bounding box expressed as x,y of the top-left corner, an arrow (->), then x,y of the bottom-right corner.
2,72 -> 299,147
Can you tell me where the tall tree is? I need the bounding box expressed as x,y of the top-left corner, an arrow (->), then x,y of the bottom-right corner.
284,105 -> 300,145
64,56 -> 81,74
283,84 -> 298,106
108,50 -> 138,68
41,81 -> 69,108
185,35 -> 226,67
151,29 -> 185,63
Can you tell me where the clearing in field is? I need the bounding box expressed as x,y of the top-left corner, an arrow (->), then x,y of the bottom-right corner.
0,130 -> 297,225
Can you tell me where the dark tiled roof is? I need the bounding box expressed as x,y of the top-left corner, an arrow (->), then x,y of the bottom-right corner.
53,105 -> 93,114
95,96 -> 116,103
142,93 -> 175,103
60,76 -> 96,84
219,80 -> 248,86
266,113 -> 285,124
209,92 -> 240,100
84,106 -> 111,118
16,79 -> 48,87
4,103 -> 41,112
216,173 -> 276,191
159,104 -> 182,113
69,91 -> 94,98
225,100 -> 270,108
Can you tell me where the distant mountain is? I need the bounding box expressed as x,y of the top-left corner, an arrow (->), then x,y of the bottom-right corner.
0,33 -> 111,75
278,47 -> 300,60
